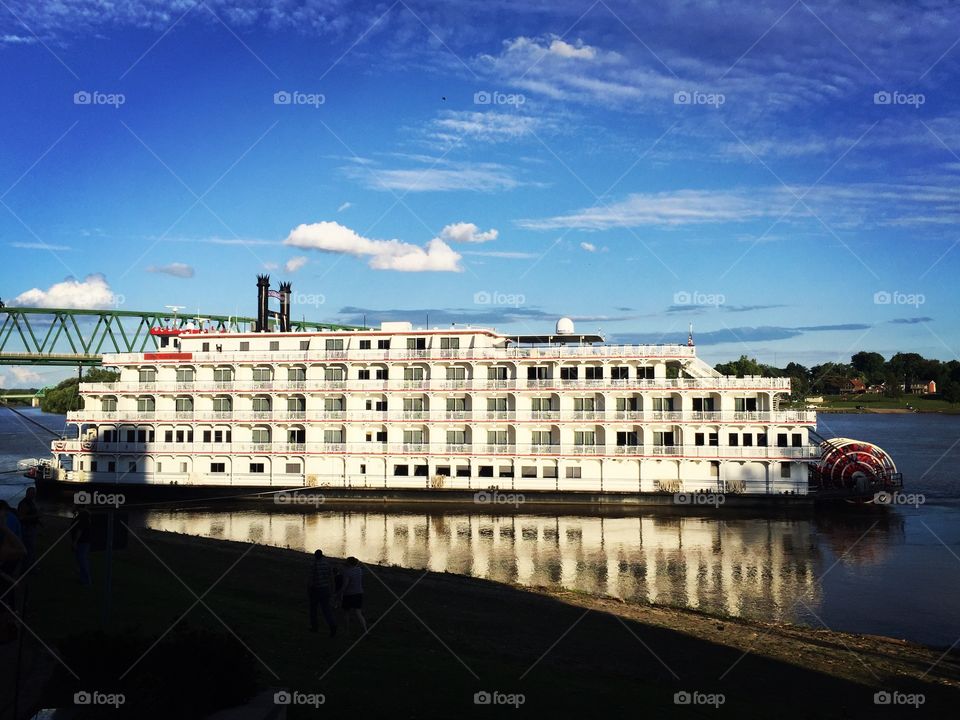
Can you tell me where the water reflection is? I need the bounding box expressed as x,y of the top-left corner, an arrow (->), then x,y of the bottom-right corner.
139,509 -> 904,624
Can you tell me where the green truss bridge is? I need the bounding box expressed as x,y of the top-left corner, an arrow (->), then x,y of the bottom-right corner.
0,307 -> 361,367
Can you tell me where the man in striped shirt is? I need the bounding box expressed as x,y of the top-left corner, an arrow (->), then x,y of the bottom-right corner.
307,549 -> 337,637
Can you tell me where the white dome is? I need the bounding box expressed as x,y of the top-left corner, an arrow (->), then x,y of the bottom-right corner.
556,317 -> 575,335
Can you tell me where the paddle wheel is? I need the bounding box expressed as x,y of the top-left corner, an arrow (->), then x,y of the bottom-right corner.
812,436 -> 902,497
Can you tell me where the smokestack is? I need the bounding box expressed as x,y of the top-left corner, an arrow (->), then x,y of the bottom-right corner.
256,274 -> 270,332
279,281 -> 292,333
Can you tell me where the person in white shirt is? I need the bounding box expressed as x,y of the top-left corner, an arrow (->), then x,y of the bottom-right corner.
339,556 -> 368,634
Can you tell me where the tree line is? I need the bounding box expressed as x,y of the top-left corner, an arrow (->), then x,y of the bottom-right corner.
714,352 -> 960,403
39,368 -> 120,414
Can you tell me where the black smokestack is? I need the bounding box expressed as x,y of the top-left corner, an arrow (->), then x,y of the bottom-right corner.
279,281 -> 292,333
256,274 -> 270,332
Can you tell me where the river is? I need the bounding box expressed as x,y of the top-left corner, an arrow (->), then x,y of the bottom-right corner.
1,407 -> 958,646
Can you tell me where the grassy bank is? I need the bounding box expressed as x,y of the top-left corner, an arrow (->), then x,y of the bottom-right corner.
4,516 -> 959,718
793,395 -> 960,414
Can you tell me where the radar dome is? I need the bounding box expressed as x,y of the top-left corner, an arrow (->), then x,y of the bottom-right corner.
556,317 -> 575,335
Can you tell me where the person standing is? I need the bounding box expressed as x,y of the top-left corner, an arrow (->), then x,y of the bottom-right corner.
17,488 -> 41,568
70,509 -> 91,586
307,550 -> 337,637
339,556 -> 367,635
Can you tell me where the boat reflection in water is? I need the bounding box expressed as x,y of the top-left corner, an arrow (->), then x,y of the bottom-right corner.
139,508 -> 903,623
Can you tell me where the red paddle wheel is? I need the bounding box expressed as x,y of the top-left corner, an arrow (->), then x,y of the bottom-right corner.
815,437 -> 900,494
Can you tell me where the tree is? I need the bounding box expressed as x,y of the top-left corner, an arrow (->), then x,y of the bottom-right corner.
41,368 -> 119,414
714,355 -> 764,378
851,351 -> 885,384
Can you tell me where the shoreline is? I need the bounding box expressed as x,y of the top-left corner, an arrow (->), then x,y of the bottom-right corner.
7,515 -> 959,717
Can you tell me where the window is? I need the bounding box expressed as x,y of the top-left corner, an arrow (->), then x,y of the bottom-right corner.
403,397 -> 425,412
414,465 -> 429,477
574,431 -> 596,446
695,432 -> 705,446
543,466 -> 558,479
324,367 -> 345,381
792,434 -> 803,447
573,397 -> 595,412
777,433 -> 789,447
478,466 -> 494,478
288,396 -> 306,411
252,367 -> 272,381
288,367 -> 306,381
654,431 -> 674,446
300,341 -> 310,351
652,397 -> 674,411
487,397 -> 508,411
286,462 -> 301,474
324,429 -> 344,444
252,427 -> 270,444
403,430 -> 425,444
638,366 -> 655,379
531,431 -> 552,446
325,338 -> 344,350
489,366 -> 508,380
175,397 -> 194,412
128,461 -> 137,472
91,461 -> 98,472
693,397 -> 715,411
212,396 -> 231,412
102,429 -> 115,443
709,432 -> 719,446
446,397 -> 466,411
735,397 -> 758,412
108,461 -> 116,473
176,367 -> 194,382
487,430 -> 508,445
269,341 -> 280,351
780,463 -> 792,478
728,433 -> 739,447
445,367 -> 466,380
360,464 -> 367,474
203,430 -> 212,443
358,369 -> 371,380
616,431 -> 639,446
138,368 -> 156,383
213,367 -> 233,382
610,367 -> 629,380
164,430 -> 173,443
359,339 -> 372,350
179,462 -> 187,473
211,462 -> 226,473
324,397 -> 344,411
239,342 -> 249,351
436,465 -> 450,476
251,396 -> 271,412
249,463 -> 265,473
447,430 -> 466,444
560,366 -> 578,380
377,339 -> 390,350
406,337 -> 426,350
616,397 -> 640,411
527,366 -> 549,380
585,366 -> 603,380
126,430 -> 135,443
531,397 -> 553,411
758,434 -> 768,447
394,464 -> 409,476
202,342 -> 210,352
522,466 -> 537,478
456,465 -> 470,477
440,337 -> 460,350
101,397 -> 117,412
743,434 -> 753,446
499,466 -> 513,478
288,427 -> 305,443
376,431 -> 387,442
375,368 -> 388,380
566,467 -> 582,479
403,367 -> 424,380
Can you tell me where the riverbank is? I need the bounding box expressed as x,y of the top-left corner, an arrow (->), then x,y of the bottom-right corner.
4,515 -> 958,718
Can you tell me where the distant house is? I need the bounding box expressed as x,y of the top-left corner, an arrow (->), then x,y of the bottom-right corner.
903,380 -> 936,395
804,396 -> 824,404
840,379 -> 866,394
866,383 -> 885,394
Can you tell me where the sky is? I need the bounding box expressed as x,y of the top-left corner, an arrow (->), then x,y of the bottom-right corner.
1,0 -> 959,387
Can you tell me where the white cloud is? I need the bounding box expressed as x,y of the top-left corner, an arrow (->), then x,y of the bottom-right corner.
439,222 -> 498,244
548,38 -> 598,60
262,262 -> 279,270
1,34 -> 37,45
284,256 -> 309,272
12,274 -> 120,309
344,159 -> 521,193
284,221 -> 463,272
10,241 -> 72,251
580,242 -> 597,252
9,367 -> 42,385
147,262 -> 194,278
337,202 -> 352,212
428,111 -> 540,145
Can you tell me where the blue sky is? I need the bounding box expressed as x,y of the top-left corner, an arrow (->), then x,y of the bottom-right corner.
1,0 -> 959,387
